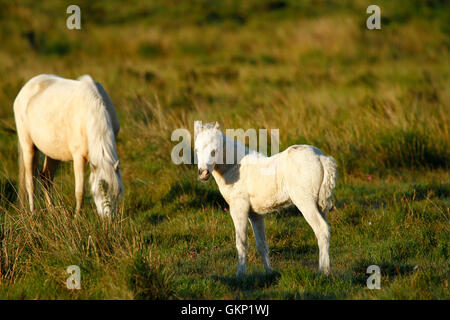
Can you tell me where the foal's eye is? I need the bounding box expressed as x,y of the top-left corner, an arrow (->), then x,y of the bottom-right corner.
211,150 -> 216,157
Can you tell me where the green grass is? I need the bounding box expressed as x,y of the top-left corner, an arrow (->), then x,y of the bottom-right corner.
0,0 -> 449,299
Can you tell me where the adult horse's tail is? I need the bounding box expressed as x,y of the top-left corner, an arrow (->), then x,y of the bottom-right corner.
17,139 -> 39,209
318,156 -> 338,216
17,139 -> 26,206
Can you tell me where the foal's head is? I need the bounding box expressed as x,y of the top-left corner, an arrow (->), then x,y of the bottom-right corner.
89,160 -> 123,217
194,121 -> 223,181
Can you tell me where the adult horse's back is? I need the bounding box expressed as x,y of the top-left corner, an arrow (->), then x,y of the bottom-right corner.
14,74 -> 123,217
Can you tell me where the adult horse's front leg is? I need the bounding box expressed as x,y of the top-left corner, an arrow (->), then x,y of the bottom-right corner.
73,155 -> 86,216
229,200 -> 250,277
249,212 -> 273,274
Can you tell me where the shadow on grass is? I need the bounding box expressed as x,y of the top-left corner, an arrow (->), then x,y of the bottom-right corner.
334,181 -> 449,212
161,178 -> 227,209
212,271 -> 281,291
0,178 -> 17,208
271,244 -> 316,258
403,183 -> 449,200
144,231 -> 199,246
272,206 -> 300,218
277,285 -> 341,300
145,212 -> 168,225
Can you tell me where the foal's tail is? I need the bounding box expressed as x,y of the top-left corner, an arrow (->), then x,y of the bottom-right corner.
318,156 -> 338,216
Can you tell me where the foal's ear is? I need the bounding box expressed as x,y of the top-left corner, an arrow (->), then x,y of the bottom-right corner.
91,163 -> 97,172
114,160 -> 120,171
194,120 -> 203,135
214,121 -> 221,131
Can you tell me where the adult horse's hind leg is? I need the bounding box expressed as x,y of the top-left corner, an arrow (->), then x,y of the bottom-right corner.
291,196 -> 330,275
21,145 -> 37,212
40,156 -> 59,207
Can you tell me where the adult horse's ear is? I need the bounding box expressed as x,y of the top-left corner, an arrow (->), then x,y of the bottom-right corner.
194,120 -> 203,135
114,160 -> 120,171
214,121 -> 221,131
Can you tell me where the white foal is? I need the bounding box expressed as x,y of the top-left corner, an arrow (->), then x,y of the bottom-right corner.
14,74 -> 123,217
194,121 -> 337,277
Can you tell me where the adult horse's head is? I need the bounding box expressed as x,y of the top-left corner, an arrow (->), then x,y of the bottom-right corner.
89,159 -> 123,217
194,121 -> 223,181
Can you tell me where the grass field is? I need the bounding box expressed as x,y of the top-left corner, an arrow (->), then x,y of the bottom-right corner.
0,0 -> 449,299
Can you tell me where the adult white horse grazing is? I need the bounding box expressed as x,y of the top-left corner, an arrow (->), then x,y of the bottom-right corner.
194,121 -> 337,277
13,74 -> 123,217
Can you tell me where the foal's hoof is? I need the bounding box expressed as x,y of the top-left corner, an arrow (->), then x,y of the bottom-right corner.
236,270 -> 246,278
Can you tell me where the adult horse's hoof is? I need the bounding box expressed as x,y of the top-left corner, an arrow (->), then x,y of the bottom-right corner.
319,268 -> 331,276
265,268 -> 275,275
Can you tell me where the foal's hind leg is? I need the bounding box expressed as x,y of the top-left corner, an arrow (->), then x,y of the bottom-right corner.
291,195 -> 330,275
40,156 -> 59,208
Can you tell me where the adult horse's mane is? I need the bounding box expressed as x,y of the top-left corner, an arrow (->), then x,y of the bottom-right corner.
81,76 -> 122,198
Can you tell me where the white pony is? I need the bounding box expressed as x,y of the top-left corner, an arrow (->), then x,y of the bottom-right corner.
14,74 -> 123,217
194,121 -> 337,276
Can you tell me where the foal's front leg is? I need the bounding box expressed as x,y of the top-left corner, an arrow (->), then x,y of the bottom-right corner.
229,200 -> 250,277
73,155 -> 86,216
249,212 -> 273,274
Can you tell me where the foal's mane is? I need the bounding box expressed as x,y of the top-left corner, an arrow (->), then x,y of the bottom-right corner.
206,125 -> 255,174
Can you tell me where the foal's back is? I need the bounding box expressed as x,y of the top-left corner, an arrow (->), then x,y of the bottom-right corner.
241,145 -> 326,214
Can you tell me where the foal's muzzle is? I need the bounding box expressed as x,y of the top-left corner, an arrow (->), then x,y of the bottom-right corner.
198,169 -> 211,181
